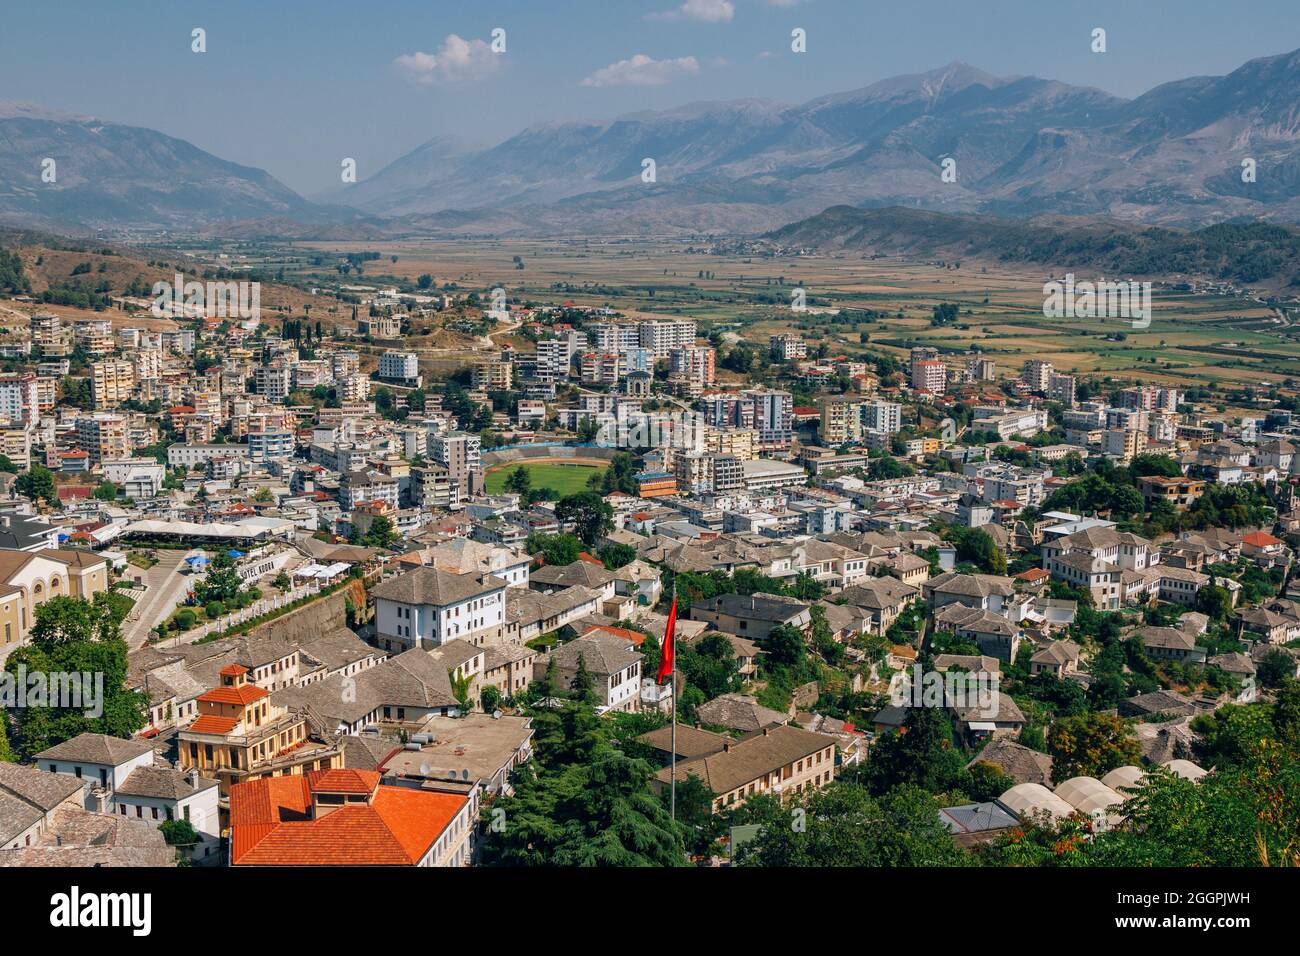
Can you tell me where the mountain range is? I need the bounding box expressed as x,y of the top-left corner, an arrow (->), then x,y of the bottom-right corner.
4,48 -> 1300,236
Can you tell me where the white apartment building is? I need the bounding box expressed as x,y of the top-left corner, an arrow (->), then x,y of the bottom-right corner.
639,320 -> 696,358
379,351 -> 422,387
0,374 -> 38,426
255,364 -> 292,403
429,431 -> 483,499
371,567 -> 508,652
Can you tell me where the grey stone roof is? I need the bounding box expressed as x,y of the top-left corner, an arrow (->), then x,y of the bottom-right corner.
274,648 -> 458,725
838,576 -> 918,610
371,566 -> 507,607
691,591 -> 809,623
549,632 -> 642,677
696,694 -> 788,732
297,626 -> 380,671
531,560 -> 614,590
116,765 -> 218,801
0,764 -> 88,844
35,733 -> 156,767
655,725 -> 836,795
966,738 -> 1054,786
0,806 -> 174,867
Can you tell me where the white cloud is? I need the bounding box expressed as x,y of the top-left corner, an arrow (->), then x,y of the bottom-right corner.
580,54 -> 702,88
394,34 -> 500,86
648,0 -> 735,23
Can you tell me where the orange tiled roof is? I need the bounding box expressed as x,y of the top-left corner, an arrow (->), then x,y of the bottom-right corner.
219,664 -> 249,677
189,714 -> 240,734
582,624 -> 647,647
1244,531 -> 1282,547
307,768 -> 380,794
198,684 -> 269,706
229,776 -> 466,866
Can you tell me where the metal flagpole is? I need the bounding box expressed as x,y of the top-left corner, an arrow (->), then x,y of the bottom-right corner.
670,579 -> 677,823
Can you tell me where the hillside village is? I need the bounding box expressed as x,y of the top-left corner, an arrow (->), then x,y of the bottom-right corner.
0,285 -> 1296,870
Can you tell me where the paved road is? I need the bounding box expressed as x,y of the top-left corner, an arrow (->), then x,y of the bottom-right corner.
122,550 -> 205,649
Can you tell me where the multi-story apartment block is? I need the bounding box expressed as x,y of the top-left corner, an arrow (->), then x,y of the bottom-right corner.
0,374 -> 39,426
74,413 -> 130,466
331,351 -> 361,379
639,320 -> 695,357
358,314 -> 402,338
92,359 -> 135,409
247,429 -> 295,463
379,351 -> 422,387
966,356 -> 997,381
911,359 -> 946,394
338,374 -> 371,402
579,352 -> 622,386
429,431 -> 484,499
588,322 -> 643,353
412,463 -> 457,511
471,360 -> 513,391
254,364 -> 292,403
703,390 -> 793,451
340,470 -> 400,511
704,425 -> 757,461
74,319 -> 114,355
669,346 -> 715,387
769,334 -> 807,361
1047,372 -> 1076,407
30,314 -> 72,357
1104,428 -> 1147,462
1023,359 -> 1054,392
162,329 -> 196,354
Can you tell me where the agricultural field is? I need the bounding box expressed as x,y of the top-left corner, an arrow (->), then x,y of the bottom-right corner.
484,459 -> 607,497
293,237 -> 1295,395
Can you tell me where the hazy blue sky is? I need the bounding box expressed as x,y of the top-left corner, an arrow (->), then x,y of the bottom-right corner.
2,0 -> 1297,194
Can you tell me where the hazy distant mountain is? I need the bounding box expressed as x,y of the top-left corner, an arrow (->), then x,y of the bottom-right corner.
0,103 -> 338,231
336,49 -> 1300,233
3,47 -> 1300,237
763,205 -> 1300,290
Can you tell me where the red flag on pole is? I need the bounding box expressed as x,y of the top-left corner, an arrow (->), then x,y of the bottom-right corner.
656,593 -> 677,685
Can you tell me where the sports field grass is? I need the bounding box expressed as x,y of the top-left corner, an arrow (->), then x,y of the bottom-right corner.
484,460 -> 607,497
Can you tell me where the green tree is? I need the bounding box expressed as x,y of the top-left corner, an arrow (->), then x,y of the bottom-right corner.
15,464 -> 58,504
1048,712 -> 1141,782
736,783 -> 968,866
525,533 -> 582,567
479,701 -> 687,867
504,466 -> 532,496
570,653 -> 597,705
4,595 -> 148,758
355,515 -> 399,549
598,542 -> 636,571
554,492 -> 614,548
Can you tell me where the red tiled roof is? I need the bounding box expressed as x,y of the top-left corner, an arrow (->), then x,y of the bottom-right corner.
229,774 -> 466,866
307,768 -> 379,794
1243,531 -> 1282,547
583,624 -> 647,646
198,684 -> 268,706
1015,568 -> 1050,582
219,664 -> 249,677
189,714 -> 240,734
